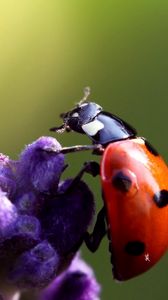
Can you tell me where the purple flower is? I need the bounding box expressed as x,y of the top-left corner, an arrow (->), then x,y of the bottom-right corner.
38,253 -> 101,300
0,154 -> 16,198
39,178 -> 95,256
0,191 -> 17,238
16,136 -> 65,194
15,192 -> 40,215
0,136 -> 100,300
8,241 -> 60,288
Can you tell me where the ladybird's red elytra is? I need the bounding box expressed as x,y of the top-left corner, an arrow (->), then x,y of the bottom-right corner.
50,95 -> 168,281
101,138 -> 168,280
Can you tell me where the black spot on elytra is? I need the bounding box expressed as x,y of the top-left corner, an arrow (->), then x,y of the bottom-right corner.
112,171 -> 132,192
125,241 -> 145,256
144,139 -> 159,156
153,189 -> 168,208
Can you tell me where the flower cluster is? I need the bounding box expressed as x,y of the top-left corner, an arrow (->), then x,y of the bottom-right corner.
0,136 -> 101,300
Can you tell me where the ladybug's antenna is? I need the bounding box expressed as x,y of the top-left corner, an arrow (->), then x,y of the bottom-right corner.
50,123 -> 68,133
83,86 -> 91,101
78,86 -> 91,105
50,87 -> 91,133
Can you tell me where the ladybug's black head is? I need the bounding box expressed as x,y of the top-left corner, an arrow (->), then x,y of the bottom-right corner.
50,87 -> 137,145
50,101 -> 102,134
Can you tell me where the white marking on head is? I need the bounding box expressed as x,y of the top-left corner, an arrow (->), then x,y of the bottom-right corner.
82,119 -> 104,136
72,112 -> 79,117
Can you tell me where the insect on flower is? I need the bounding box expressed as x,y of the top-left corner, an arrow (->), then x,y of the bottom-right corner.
50,88 -> 168,281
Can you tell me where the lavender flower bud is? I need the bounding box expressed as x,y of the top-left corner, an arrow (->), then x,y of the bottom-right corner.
9,241 -> 60,288
38,253 -> 101,300
0,191 -> 17,238
13,215 -> 41,239
17,137 -> 65,194
15,192 -> 40,215
0,136 -> 98,295
40,179 -> 95,256
0,215 -> 41,263
0,154 -> 16,197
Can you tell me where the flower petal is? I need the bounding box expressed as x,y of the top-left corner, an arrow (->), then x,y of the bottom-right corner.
8,241 -> 60,288
38,253 -> 101,300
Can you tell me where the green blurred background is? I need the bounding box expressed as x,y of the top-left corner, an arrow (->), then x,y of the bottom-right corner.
0,1 -> 168,299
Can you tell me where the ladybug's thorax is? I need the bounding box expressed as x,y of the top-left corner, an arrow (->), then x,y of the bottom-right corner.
63,102 -> 137,145
83,112 -> 137,145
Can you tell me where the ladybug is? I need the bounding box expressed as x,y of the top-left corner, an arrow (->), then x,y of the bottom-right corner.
50,93 -> 168,281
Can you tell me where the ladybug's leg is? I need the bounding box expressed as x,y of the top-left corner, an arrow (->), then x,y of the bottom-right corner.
73,161 -> 100,179
63,161 -> 100,192
53,144 -> 104,155
84,206 -> 107,252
